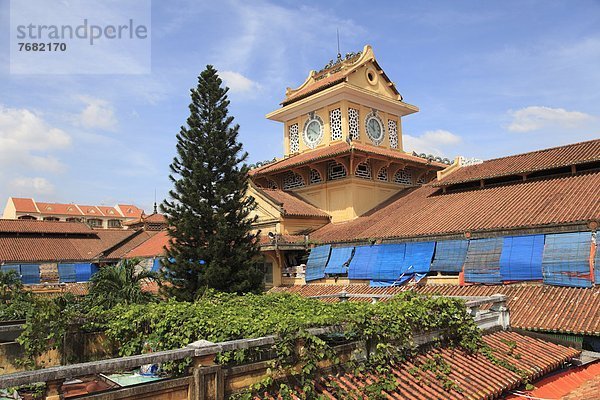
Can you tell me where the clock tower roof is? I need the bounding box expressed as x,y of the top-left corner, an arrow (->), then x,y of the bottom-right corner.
281,44 -> 401,106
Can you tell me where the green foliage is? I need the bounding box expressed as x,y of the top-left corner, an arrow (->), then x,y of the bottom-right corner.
94,291 -> 483,397
87,258 -> 158,309
0,270 -> 35,321
161,65 -> 263,301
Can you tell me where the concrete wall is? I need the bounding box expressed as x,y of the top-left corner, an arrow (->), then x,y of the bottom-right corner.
0,342 -> 60,374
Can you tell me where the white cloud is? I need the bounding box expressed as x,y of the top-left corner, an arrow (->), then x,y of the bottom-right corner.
0,105 -> 71,170
403,130 -> 462,157
508,106 -> 594,132
9,177 -> 55,196
0,105 -> 71,198
77,96 -> 118,131
219,71 -> 261,94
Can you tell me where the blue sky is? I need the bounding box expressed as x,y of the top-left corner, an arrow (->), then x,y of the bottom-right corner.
0,0 -> 599,212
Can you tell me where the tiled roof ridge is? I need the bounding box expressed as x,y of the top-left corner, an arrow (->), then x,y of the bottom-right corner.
92,229 -> 142,259
255,187 -> 330,218
475,137 -> 600,164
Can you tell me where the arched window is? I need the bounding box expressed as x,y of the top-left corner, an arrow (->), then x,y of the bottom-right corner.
282,171 -> 305,190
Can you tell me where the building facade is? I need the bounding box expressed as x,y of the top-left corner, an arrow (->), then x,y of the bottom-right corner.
2,198 -> 144,229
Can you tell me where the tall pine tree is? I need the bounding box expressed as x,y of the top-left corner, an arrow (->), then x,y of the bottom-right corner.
161,65 -> 263,300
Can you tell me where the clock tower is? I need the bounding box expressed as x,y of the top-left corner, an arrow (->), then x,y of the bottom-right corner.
250,45 -> 446,222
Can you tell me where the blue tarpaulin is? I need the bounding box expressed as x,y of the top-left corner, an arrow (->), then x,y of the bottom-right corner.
402,242 -> 435,274
499,235 -> 544,281
74,263 -> 98,282
464,238 -> 503,284
152,258 -> 162,272
542,232 -> 592,288
371,243 -> 406,281
370,273 -> 413,287
305,245 -> 331,282
431,240 -> 469,272
58,264 -> 77,283
324,247 -> 354,275
0,265 -> 20,274
348,245 -> 379,279
19,264 -> 40,284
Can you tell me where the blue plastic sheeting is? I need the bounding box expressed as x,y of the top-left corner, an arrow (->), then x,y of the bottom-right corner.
74,263 -> 98,282
499,235 -> 544,281
542,232 -> 592,288
152,258 -> 162,272
0,265 -> 20,274
324,247 -> 354,275
402,242 -> 435,274
371,243 -> 406,281
464,238 -> 503,284
348,245 -> 380,279
305,245 -> 331,282
58,264 -> 77,283
431,240 -> 469,272
370,274 -> 413,287
19,264 -> 40,284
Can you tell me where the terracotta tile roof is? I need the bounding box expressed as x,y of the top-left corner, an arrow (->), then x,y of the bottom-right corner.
117,204 -> 144,218
100,230 -> 160,260
259,189 -> 330,218
0,236 -> 85,262
311,171 -> 600,242
123,212 -> 168,226
436,138 -> 600,187
0,219 -> 93,234
271,284 -> 600,335
0,227 -> 140,262
506,361 -> 600,400
125,230 -> 170,258
69,230 -> 138,260
560,362 -> 600,399
78,205 -> 104,217
261,330 -> 579,400
11,198 -> 38,213
250,142 -> 443,177
96,206 -> 120,217
35,202 -> 83,216
282,71 -> 347,105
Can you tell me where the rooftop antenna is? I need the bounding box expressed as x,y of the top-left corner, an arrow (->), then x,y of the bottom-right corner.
336,28 -> 342,61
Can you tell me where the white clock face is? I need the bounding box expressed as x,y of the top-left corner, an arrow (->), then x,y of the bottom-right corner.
303,116 -> 323,148
365,114 -> 384,145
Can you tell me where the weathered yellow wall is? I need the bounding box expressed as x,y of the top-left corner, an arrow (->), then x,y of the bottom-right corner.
281,217 -> 329,235
0,342 -> 60,374
294,177 -> 404,222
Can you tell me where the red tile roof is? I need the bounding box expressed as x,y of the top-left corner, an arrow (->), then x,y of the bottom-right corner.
99,230 -> 160,260
117,204 -> 144,218
0,219 -> 93,234
311,171 -> 600,242
35,202 -> 83,216
123,212 -> 168,226
261,330 -> 579,400
506,361 -> 600,400
250,142 -> 443,177
271,284 -> 600,336
0,236 -> 86,262
259,189 -> 330,218
282,71 -> 347,105
78,205 -> 103,217
69,230 -> 138,260
96,206 -> 120,217
436,138 -> 600,187
11,198 -> 38,213
125,230 -> 170,258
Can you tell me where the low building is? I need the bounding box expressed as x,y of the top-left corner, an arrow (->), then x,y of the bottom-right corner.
1,198 -> 144,229
0,219 -> 159,293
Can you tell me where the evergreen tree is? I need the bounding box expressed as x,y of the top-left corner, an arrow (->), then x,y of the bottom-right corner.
161,65 -> 263,300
